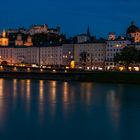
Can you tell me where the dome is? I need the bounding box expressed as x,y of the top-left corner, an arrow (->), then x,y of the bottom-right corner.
126,22 -> 140,34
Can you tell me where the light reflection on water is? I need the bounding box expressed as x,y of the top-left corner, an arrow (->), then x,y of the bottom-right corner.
0,79 -> 139,139
49,81 -> 57,119
0,79 -> 4,128
38,80 -> 44,125
26,79 -> 31,114
13,79 -> 17,98
106,89 -> 121,131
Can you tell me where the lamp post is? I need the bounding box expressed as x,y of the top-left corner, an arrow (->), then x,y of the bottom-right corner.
90,53 -> 93,70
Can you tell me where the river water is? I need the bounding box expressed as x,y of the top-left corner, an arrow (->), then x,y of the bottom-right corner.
0,79 -> 140,140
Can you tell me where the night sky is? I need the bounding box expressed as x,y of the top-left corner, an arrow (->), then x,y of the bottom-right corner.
0,0 -> 140,37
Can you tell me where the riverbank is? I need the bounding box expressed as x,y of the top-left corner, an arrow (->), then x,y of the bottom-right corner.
0,70 -> 140,84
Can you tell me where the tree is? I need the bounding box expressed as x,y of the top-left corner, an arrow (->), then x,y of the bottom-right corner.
32,33 -> 63,46
1,61 -> 8,65
114,46 -> 139,69
80,51 -> 89,69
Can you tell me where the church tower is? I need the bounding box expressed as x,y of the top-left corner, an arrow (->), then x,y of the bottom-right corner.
87,25 -> 91,37
2,29 -> 6,38
0,29 -> 9,46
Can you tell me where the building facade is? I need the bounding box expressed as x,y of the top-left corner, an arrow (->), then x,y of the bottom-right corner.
39,46 -> 63,66
62,44 -> 74,66
74,43 -> 106,70
0,46 -> 63,66
105,39 -> 131,69
0,30 -> 9,46
126,22 -> 140,43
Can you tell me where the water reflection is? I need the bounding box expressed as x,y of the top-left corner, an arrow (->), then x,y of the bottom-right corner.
63,82 -> 69,119
39,80 -> 44,103
13,79 -> 17,98
81,83 -> 93,105
12,79 -> 18,110
26,80 -> 31,113
106,88 -> 121,131
49,81 -> 57,119
0,79 -> 139,140
50,81 -> 57,102
0,79 -> 4,128
20,80 -> 26,96
63,82 -> 69,103
38,80 -> 44,124
26,80 -> 31,102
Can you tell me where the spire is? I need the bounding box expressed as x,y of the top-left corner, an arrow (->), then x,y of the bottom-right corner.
2,29 -> 6,38
87,25 -> 91,37
131,21 -> 135,26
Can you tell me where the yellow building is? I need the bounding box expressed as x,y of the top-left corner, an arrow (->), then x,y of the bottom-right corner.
15,34 -> 24,46
0,30 -> 9,46
24,36 -> 33,47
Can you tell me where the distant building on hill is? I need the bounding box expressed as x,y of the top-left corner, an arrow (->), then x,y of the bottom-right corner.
29,24 -> 48,35
29,24 -> 60,35
126,21 -> 140,43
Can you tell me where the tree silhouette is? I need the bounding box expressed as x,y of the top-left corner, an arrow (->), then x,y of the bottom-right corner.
114,46 -> 139,69
80,51 -> 89,69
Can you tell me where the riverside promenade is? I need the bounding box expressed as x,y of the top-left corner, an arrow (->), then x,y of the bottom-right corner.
0,65 -> 140,84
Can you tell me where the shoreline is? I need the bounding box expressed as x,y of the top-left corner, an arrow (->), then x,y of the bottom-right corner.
0,70 -> 140,84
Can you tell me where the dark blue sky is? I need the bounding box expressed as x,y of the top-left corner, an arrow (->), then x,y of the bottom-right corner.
0,0 -> 140,37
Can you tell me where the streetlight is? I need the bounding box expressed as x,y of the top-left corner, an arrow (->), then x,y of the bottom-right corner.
90,53 -> 93,70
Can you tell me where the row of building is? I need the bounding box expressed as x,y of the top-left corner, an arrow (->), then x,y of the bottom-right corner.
0,41 -> 139,70
0,22 -> 140,70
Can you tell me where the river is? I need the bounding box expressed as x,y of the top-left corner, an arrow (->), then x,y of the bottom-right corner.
0,79 -> 139,140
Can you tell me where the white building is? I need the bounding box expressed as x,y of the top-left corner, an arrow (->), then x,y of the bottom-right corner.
105,39 -> 131,69
39,46 -> 63,66
0,46 -> 63,66
74,43 -> 106,70
77,34 -> 89,43
12,47 -> 38,64
0,47 -> 13,63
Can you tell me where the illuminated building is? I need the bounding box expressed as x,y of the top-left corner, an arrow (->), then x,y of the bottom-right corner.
39,46 -> 63,65
29,24 -> 60,35
74,43 -> 106,70
0,30 -> 9,46
15,34 -> 24,46
105,39 -> 131,70
62,44 -> 74,66
15,35 -> 33,47
126,22 -> 140,43
24,36 -> 33,47
29,24 -> 48,35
